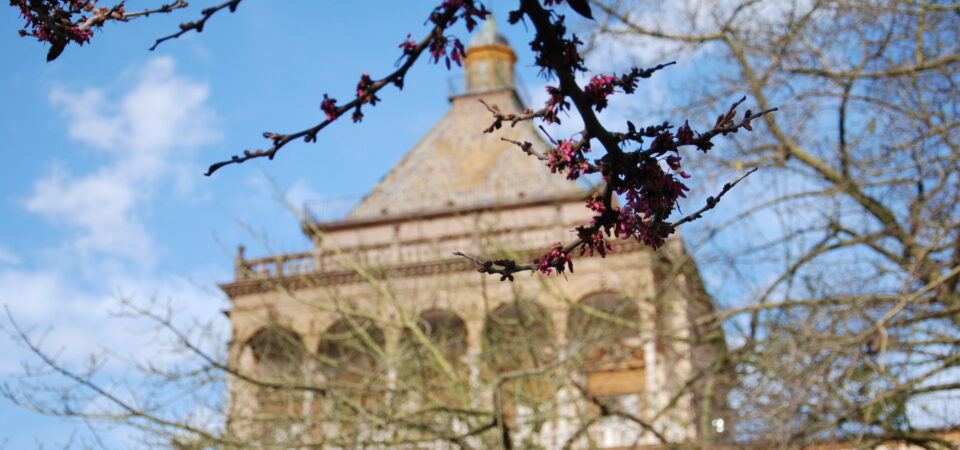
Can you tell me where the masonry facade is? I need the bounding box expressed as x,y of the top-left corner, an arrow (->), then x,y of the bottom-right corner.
220,21 -> 725,449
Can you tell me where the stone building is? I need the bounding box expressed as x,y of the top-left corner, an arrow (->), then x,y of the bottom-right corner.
219,20 -> 725,449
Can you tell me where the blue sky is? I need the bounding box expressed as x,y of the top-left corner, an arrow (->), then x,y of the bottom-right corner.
0,2 -> 586,446
0,0 -> 689,445
0,1 -> 804,446
4,2 -> 954,447
0,0 -> 799,444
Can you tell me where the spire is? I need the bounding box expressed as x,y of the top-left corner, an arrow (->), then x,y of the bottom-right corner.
463,17 -> 516,94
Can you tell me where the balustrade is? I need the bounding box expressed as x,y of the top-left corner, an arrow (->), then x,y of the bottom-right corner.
234,223 -> 579,281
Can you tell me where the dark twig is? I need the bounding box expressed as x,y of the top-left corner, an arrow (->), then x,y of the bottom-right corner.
203,5 -> 462,176
81,1 -> 190,31
119,1 -> 190,21
501,137 -> 546,160
453,251 -> 536,281
670,168 -> 757,228
149,0 -> 242,51
690,97 -> 778,149
479,98 -> 547,133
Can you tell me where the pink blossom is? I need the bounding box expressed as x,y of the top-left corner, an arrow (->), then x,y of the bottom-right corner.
584,74 -> 617,112
676,120 -> 694,144
577,225 -> 612,258
320,94 -> 338,121
399,34 -> 417,55
543,85 -> 569,124
546,138 -> 590,180
651,131 -> 676,151
536,242 -> 573,275
666,155 -> 682,170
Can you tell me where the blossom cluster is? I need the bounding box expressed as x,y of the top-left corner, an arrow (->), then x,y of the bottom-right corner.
11,0 -> 101,60
576,196 -> 614,257
613,160 -> 689,248
546,139 -> 590,180
351,73 -> 381,122
543,85 -> 570,124
521,13 -> 586,74
533,67 -> 704,254
583,74 -> 617,112
398,34 -> 418,56
425,0 -> 487,69
432,0 -> 489,32
511,9 -> 738,269
536,242 -> 573,275
429,36 -> 466,69
320,95 -> 338,122
526,45 -> 726,265
569,154 -> 692,260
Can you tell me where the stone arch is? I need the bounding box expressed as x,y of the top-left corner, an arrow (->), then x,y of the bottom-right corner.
246,325 -> 306,379
317,316 -> 385,381
399,309 -> 468,364
244,324 -> 308,439
567,291 -> 642,364
397,309 -> 468,402
482,299 -> 557,429
568,291 -> 646,398
560,273 -> 619,305
482,299 -> 554,371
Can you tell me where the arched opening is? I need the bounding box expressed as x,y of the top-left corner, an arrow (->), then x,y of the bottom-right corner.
483,300 -> 554,371
317,317 -> 385,382
247,325 -> 305,379
398,309 -> 468,405
246,325 -> 307,425
315,316 -> 387,427
400,309 -> 467,370
483,300 -> 556,428
567,292 -> 645,398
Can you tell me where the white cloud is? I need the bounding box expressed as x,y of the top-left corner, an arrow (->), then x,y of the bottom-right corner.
49,57 -> 217,160
284,178 -> 323,214
28,57 -> 219,264
48,88 -> 122,151
0,270 -> 68,323
2,56 -> 225,374
0,269 -> 115,373
0,267 -> 227,373
0,247 -> 21,265
25,164 -> 152,260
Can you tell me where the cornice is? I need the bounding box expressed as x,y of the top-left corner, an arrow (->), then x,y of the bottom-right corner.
220,238 -> 647,298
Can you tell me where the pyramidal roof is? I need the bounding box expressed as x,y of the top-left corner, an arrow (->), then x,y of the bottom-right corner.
346,21 -> 585,220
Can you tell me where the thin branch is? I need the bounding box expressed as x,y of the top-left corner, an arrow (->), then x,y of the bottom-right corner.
670,168 -> 757,228
149,0 -> 242,51
203,5 -> 462,176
